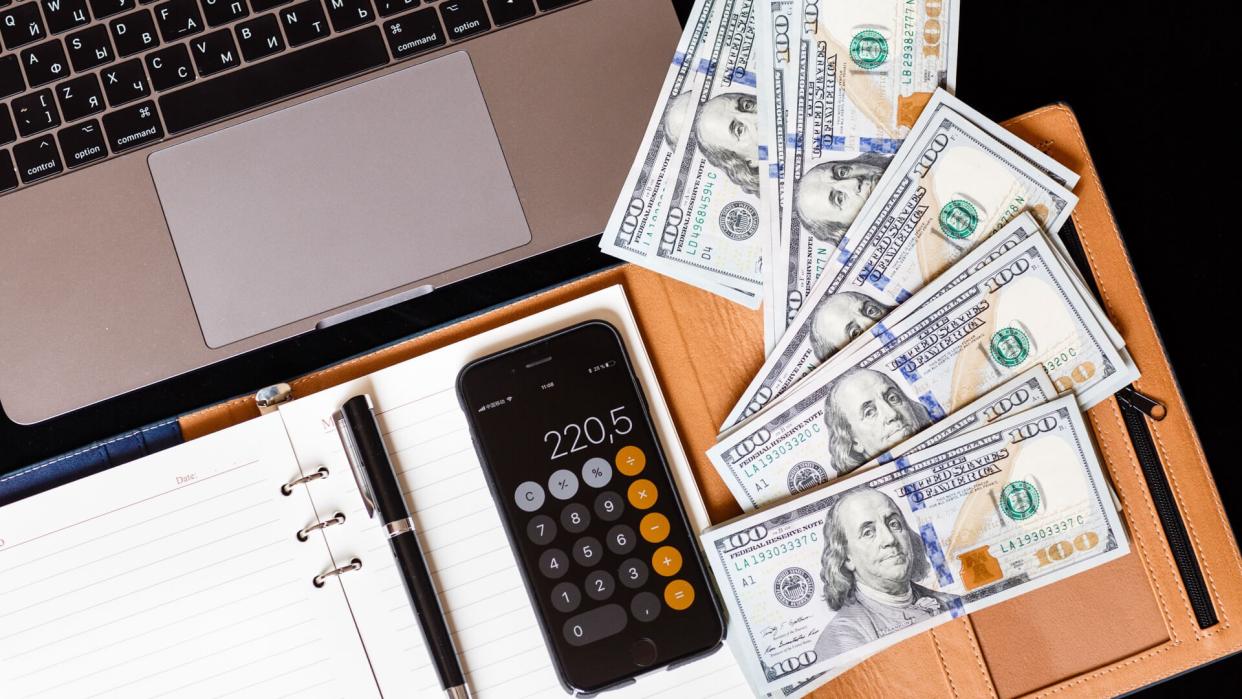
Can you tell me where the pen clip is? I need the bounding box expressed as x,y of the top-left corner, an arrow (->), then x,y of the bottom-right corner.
335,400 -> 378,520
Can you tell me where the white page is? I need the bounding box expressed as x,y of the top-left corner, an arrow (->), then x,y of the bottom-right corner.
279,286 -> 751,697
0,413 -> 377,699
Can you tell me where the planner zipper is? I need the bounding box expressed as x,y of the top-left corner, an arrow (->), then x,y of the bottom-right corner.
1056,219 -> 1218,629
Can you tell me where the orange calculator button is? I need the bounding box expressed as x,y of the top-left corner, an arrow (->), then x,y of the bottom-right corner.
627,479 -> 658,510
651,545 -> 682,577
615,445 -> 646,476
639,512 -> 670,543
664,580 -> 695,610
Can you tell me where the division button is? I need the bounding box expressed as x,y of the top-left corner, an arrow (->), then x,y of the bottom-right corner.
594,490 -> 624,521
618,558 -> 648,589
514,480 -> 545,512
651,545 -> 682,577
550,582 -> 581,613
630,591 -> 660,622
615,445 -> 646,476
639,512 -> 670,543
584,570 -> 615,601
526,514 -> 556,545
606,524 -> 636,555
563,603 -> 627,646
560,503 -> 590,534
538,548 -> 569,579
664,580 -> 695,611
547,468 -> 579,500
582,457 -> 612,488
626,478 -> 658,510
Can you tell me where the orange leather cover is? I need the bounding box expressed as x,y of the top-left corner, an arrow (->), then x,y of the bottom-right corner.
180,105 -> 1242,697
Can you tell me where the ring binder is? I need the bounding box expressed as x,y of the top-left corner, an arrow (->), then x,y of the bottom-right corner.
297,512 -> 347,541
281,466 -> 329,495
314,558 -> 363,588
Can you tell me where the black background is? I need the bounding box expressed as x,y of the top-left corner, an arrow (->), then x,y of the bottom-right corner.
2,0 -> 1239,694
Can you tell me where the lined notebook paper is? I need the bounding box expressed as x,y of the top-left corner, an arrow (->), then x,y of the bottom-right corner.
0,286 -> 750,697
0,414 -> 375,698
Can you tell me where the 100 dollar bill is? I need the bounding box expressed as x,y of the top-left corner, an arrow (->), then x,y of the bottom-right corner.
777,0 -> 961,335
758,0 -> 796,352
702,395 -> 1129,692
710,233 -> 1136,510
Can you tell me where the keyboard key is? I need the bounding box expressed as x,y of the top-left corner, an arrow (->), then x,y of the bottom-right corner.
20,40 -> 71,87
571,536 -> 601,567
101,59 -> 150,105
550,582 -> 581,613
159,27 -> 387,134
0,150 -> 17,192
189,28 -> 238,76
630,590 -> 660,622
526,514 -> 556,545
615,445 -> 646,475
0,55 -> 25,98
66,25 -> 116,72
618,558 -> 649,589
535,0 -> 576,8
41,0 -> 92,34
0,104 -> 15,144
155,0 -> 204,41
651,545 -> 682,577
639,511 -> 669,543
89,0 -> 136,19
201,0 -> 248,26
249,0 -> 291,11
110,10 -> 160,56
56,72 -> 105,120
0,3 -> 47,49
382,7 -> 444,59
235,14 -> 283,61
606,524 -> 636,554
13,134 -> 64,182
439,0 -> 489,41
593,490 -> 623,521
538,548 -> 568,579
663,579 -> 695,611
102,100 -> 163,151
57,119 -> 107,167
487,0 -> 534,25
11,89 -> 60,137
145,42 -> 194,90
584,570 -> 615,601
374,0 -> 415,18
325,0 -> 373,32
279,0 -> 328,46
562,604 -> 626,647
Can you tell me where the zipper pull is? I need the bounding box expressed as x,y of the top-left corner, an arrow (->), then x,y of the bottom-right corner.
1117,385 -> 1166,421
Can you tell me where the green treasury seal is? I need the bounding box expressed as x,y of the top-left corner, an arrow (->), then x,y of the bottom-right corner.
990,326 -> 1030,367
849,30 -> 889,70
939,199 -> 980,239
1000,481 -> 1041,521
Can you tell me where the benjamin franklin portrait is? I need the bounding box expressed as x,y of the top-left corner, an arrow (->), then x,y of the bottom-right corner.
814,487 -> 960,660
662,90 -> 696,150
809,291 -> 894,361
695,92 -> 760,195
823,368 -> 932,473
795,152 -> 891,244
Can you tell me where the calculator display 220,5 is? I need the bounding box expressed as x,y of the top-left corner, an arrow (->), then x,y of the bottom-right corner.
457,320 -> 725,695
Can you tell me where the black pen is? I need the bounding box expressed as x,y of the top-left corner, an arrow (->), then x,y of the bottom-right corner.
336,394 -> 472,699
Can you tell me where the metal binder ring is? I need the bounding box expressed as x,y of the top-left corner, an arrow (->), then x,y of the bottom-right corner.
297,512 -> 346,542
313,558 -> 362,588
281,466 -> 330,496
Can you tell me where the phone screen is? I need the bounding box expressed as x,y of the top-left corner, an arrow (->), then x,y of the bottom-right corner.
458,321 -> 723,693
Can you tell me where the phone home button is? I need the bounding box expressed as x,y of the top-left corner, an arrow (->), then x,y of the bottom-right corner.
631,638 -> 658,668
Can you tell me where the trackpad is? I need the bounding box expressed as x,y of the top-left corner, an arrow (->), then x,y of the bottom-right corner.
149,51 -> 531,348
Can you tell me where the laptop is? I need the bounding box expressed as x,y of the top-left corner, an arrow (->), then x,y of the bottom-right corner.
0,0 -> 680,424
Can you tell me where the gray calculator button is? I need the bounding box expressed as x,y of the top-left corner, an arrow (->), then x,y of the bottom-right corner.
551,582 -> 581,613
572,536 -> 603,567
526,515 -> 556,545
630,591 -> 661,622
618,558 -> 649,589
514,481 -> 545,512
548,469 -> 579,500
594,491 -> 624,521
539,549 -> 569,579
585,570 -> 615,601
582,457 -> 612,488
560,503 -> 591,534
562,603 -> 627,646
606,524 -> 636,555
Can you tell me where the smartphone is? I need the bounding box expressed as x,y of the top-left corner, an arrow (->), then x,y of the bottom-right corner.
457,320 -> 725,695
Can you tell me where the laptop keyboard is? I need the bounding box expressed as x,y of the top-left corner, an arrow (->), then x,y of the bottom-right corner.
0,0 -> 585,194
